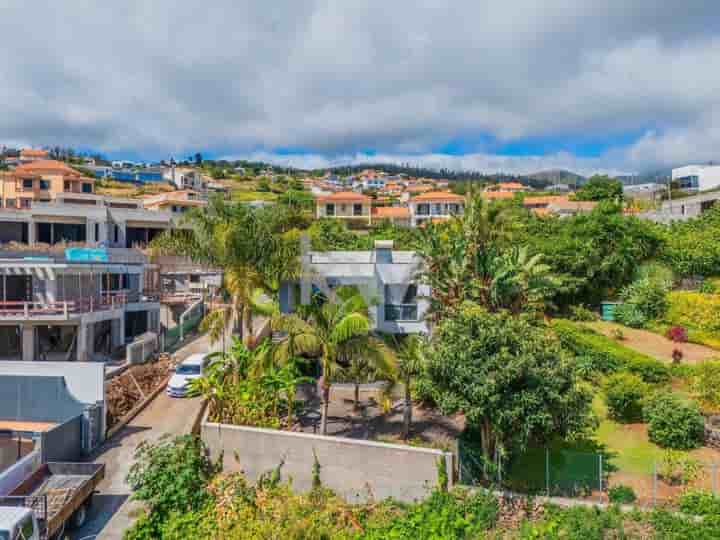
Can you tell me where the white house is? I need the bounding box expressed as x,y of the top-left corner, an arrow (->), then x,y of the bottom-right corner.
672,164 -> 720,192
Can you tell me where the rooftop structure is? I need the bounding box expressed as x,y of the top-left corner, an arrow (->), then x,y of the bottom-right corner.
143,190 -> 208,214
315,191 -> 372,225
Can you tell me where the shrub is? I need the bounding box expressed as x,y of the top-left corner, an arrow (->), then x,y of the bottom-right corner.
635,261 -> 675,289
608,484 -> 637,504
624,356 -> 670,384
679,489 -> 720,516
691,361 -> 720,411
644,394 -> 706,449
657,449 -> 702,485
672,348 -> 684,364
614,302 -> 648,328
552,320 -> 670,383
569,304 -> 599,322
666,325 -> 688,343
699,280 -> 717,294
618,277 -> 669,323
604,372 -> 649,422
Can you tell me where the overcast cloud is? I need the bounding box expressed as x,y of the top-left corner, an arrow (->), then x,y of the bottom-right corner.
1,1 -> 719,173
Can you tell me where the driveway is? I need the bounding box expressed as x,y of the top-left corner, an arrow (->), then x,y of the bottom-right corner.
70,333 -> 218,540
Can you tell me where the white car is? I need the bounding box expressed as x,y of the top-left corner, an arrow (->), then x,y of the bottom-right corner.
166,353 -> 209,397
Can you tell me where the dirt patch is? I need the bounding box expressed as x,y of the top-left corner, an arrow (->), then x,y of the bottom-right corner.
106,357 -> 175,428
587,321 -> 719,364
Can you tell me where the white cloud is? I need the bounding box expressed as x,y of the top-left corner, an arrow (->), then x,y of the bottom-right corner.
1,0 -> 719,172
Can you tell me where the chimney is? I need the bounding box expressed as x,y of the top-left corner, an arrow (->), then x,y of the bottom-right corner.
374,239 -> 394,263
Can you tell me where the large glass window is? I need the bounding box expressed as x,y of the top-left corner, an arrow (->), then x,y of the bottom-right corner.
82,182 -> 93,193
676,175 -> 699,190
39,179 -> 50,190
325,204 -> 335,216
384,284 -> 419,321
22,179 -> 33,190
417,203 -> 430,215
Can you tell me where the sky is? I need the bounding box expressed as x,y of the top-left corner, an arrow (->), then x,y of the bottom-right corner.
1,1 -> 720,175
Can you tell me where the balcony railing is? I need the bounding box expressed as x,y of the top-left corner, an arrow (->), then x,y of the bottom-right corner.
0,293 -> 130,319
384,304 -> 419,322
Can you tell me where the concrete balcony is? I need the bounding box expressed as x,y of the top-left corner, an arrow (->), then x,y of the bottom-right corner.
0,293 -> 130,321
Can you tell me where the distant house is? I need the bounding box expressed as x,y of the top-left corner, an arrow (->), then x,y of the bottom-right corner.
19,148 -> 49,163
143,190 -> 208,214
0,160 -> 95,210
523,195 -> 569,212
408,191 -> 465,227
372,206 -> 411,227
316,191 -> 372,226
623,183 -> 665,199
546,200 -> 597,216
279,240 -> 428,335
162,166 -> 206,191
672,164 -> 720,192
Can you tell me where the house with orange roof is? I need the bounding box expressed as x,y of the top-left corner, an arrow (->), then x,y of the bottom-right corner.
408,191 -> 465,227
143,190 -> 208,214
372,206 -> 411,227
19,148 -> 50,163
481,190 -> 515,201
484,181 -> 526,192
522,195 -> 569,211
0,160 -> 95,210
316,191 -> 372,225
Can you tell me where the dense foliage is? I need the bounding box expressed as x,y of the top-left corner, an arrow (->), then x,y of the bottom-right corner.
427,304 -> 593,463
551,320 -> 670,383
573,175 -> 624,201
614,277 -> 669,328
659,206 -> 720,276
604,372 -> 649,422
308,218 -> 419,251
525,203 -> 661,307
691,360 -> 720,412
679,489 -> 720,516
607,484 -> 637,504
643,393 -> 706,450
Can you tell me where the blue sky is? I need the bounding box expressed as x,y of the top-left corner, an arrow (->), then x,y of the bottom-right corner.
2,1 -> 720,175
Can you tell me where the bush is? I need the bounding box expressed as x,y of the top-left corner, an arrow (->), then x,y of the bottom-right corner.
552,320 -> 669,382
569,304 -> 599,322
691,361 -> 720,412
679,489 -> 720,516
604,372 -> 649,422
658,449 -> 702,485
635,261 -> 675,290
614,302 -> 648,328
666,325 -> 688,343
644,394 -> 706,449
615,275 -> 671,328
699,280 -> 717,294
608,484 -> 637,504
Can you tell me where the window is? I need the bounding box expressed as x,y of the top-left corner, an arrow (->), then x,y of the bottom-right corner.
190,274 -> 200,283
39,179 -> 50,190
114,224 -> 119,243
325,203 -> 335,216
19,198 -> 31,209
82,182 -> 93,193
64,180 -> 71,191
353,203 -> 363,216
384,284 -> 419,321
95,223 -> 99,241
6,199 -> 15,208
22,179 -> 33,190
417,203 -> 430,216
676,175 -> 699,190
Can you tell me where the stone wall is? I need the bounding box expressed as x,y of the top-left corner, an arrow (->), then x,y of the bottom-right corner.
201,417 -> 453,503
706,424 -> 720,450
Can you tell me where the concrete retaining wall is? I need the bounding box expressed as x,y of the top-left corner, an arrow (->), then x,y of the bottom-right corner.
201,418 -> 452,503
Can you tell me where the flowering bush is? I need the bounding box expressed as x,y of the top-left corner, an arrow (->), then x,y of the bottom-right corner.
666,325 -> 688,343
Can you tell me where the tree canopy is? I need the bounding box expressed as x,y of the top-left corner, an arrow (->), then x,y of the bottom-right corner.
573,175 -> 624,201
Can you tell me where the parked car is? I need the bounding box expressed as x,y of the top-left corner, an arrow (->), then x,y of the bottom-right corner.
166,353 -> 209,397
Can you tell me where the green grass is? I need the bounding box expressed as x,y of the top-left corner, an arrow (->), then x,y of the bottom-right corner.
230,189 -> 278,202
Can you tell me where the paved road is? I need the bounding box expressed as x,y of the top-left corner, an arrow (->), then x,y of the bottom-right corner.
70,334 -> 217,540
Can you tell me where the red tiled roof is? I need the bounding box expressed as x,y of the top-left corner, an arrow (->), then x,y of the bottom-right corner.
481,191 -> 514,200
316,191 -> 371,202
523,195 -> 568,206
372,206 -> 410,218
14,160 -> 82,176
20,149 -> 49,158
410,191 -> 464,202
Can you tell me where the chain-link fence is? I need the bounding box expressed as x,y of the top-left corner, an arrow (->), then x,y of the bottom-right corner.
459,438 -> 720,508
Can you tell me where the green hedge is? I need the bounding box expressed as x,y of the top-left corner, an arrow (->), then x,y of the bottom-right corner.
552,319 -> 670,383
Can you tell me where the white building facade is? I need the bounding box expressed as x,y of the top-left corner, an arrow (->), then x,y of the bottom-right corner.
672,165 -> 720,192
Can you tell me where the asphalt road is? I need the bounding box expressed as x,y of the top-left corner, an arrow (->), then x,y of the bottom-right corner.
70,334 -> 214,540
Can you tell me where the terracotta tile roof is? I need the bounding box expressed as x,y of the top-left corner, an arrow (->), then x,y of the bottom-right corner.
481,191 -> 514,200
14,160 -> 82,176
20,148 -> 49,158
405,185 -> 435,193
548,200 -> 597,212
372,206 -> 410,218
523,195 -> 569,207
410,191 -> 464,202
532,207 -> 551,216
316,191 -> 371,202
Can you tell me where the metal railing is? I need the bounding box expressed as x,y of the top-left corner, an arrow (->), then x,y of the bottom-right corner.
0,293 -> 130,319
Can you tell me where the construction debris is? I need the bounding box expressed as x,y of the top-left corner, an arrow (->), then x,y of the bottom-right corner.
106,356 -> 175,428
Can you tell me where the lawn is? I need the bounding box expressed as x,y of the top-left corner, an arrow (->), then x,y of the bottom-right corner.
231,189 -> 278,202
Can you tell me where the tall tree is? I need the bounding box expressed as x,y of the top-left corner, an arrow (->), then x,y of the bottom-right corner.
269,287 -> 396,435
390,334 -> 428,439
427,303 -> 592,466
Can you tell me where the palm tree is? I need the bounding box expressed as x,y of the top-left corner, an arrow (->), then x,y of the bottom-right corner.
151,198 -> 298,346
390,334 -> 427,439
270,287 -> 396,435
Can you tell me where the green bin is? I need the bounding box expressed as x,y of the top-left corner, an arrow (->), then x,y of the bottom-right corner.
600,302 -> 620,321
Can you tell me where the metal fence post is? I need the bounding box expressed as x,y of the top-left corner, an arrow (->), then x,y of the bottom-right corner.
545,447 -> 550,496
652,461 -> 657,507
